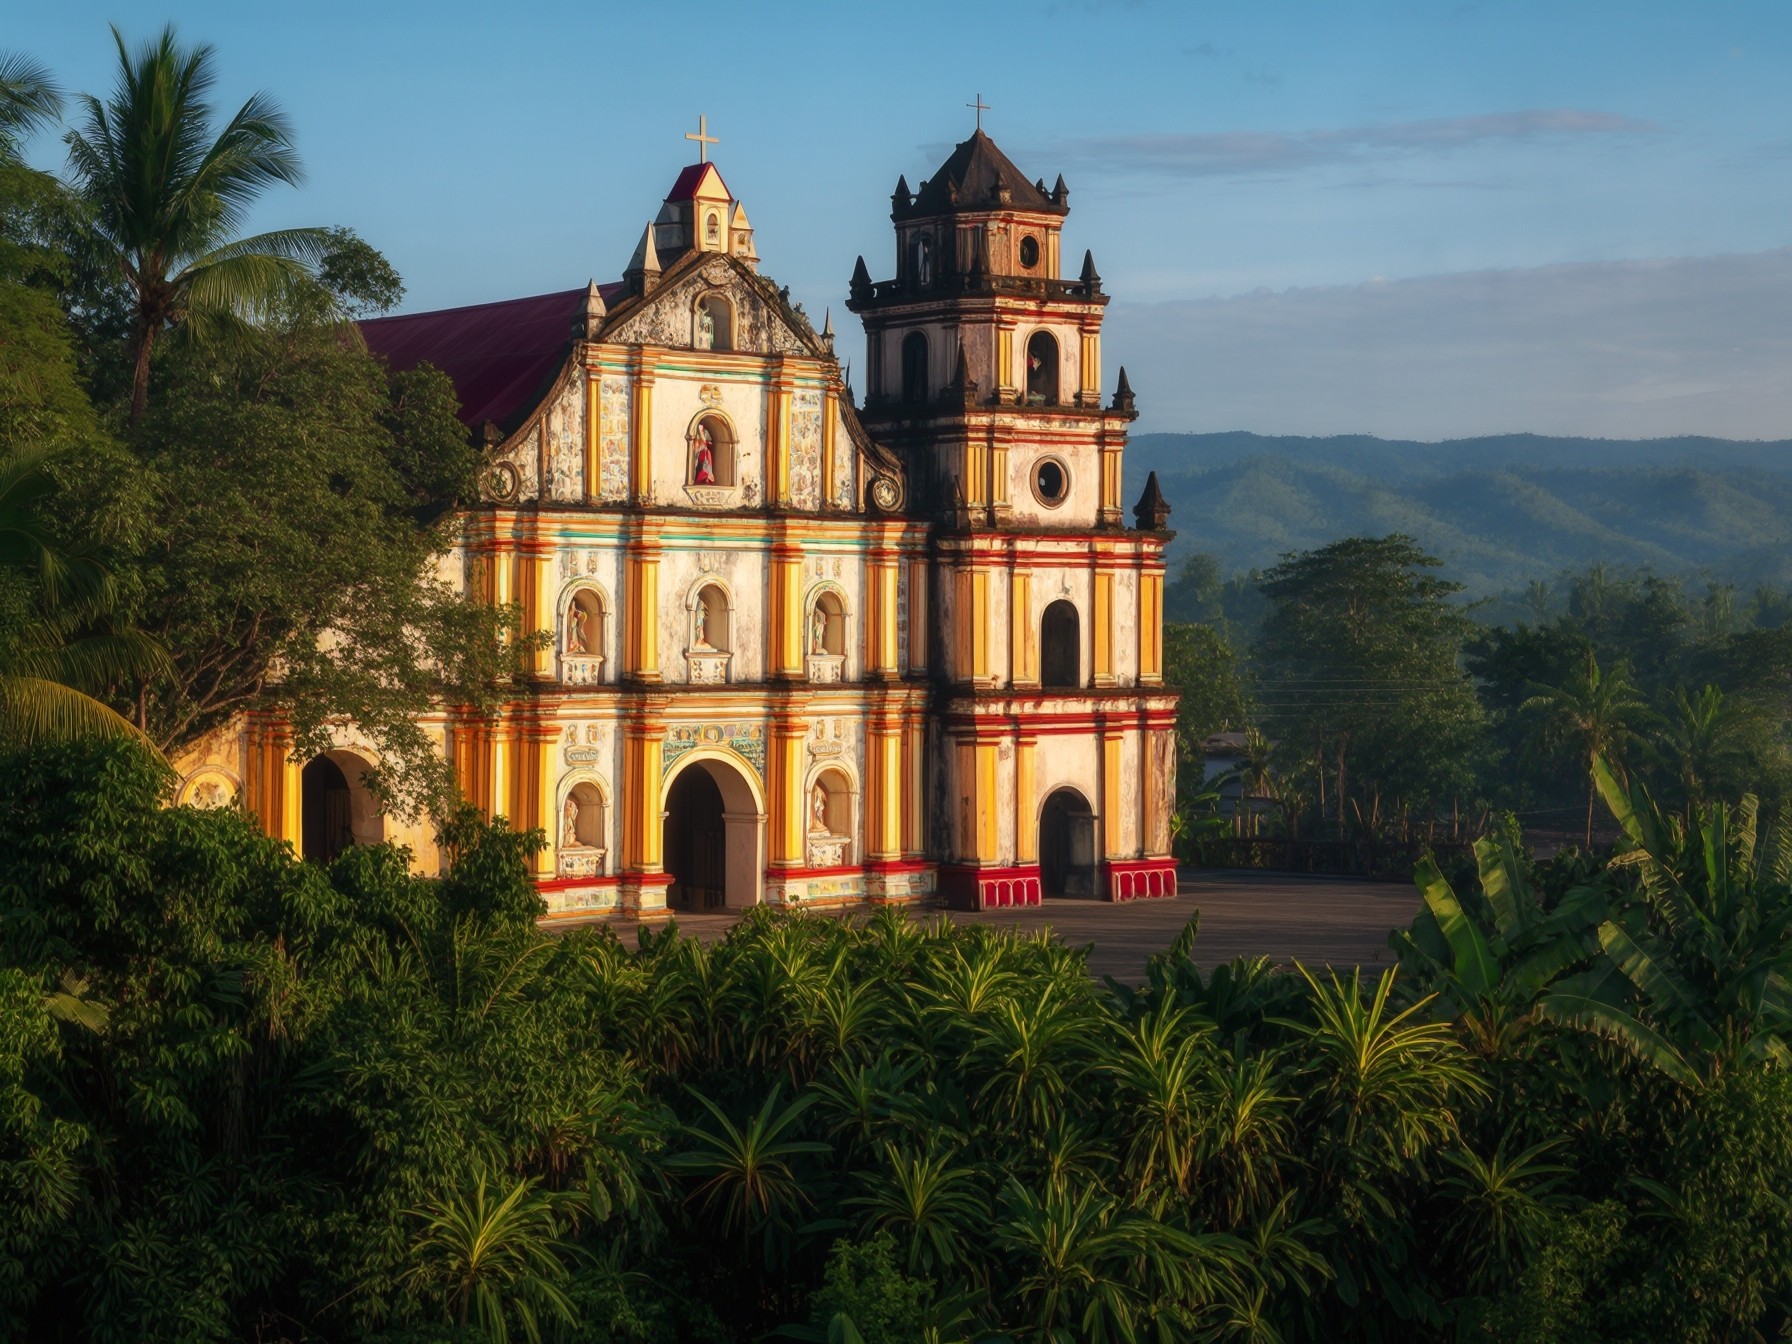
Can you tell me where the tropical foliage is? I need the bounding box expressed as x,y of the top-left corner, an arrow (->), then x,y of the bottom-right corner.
4,737 -> 1790,1343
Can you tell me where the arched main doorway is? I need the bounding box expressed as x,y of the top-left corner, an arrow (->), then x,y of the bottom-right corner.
301,749 -> 383,863
662,754 -> 764,911
1039,788 -> 1098,899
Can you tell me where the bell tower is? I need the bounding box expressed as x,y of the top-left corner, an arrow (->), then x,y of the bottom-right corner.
847,125 -> 1180,909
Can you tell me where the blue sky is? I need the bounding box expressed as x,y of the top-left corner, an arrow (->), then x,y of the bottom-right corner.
11,1 -> 1792,438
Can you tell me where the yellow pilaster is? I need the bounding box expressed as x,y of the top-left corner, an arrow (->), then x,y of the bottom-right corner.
963,435 -> 986,509
866,715 -> 903,861
1080,330 -> 1100,400
974,739 -> 999,860
1102,726 -> 1125,857
523,540 -> 553,679
821,387 -> 837,508
490,717 -> 514,822
622,719 -> 664,873
629,365 -> 654,504
990,441 -> 1009,510
1093,569 -> 1115,686
997,322 -> 1014,392
518,718 -> 559,879
1139,570 -> 1163,683
769,715 -> 808,866
766,365 -> 792,506
1011,570 -> 1034,687
867,552 -> 900,674
624,536 -> 661,680
584,376 -> 600,503
1016,735 -> 1037,862
1100,446 -> 1123,519
956,567 -> 990,683
901,713 -> 925,854
770,540 -> 804,677
907,559 -> 928,673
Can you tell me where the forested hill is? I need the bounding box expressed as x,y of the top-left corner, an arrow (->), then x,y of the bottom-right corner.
1126,431 -> 1792,595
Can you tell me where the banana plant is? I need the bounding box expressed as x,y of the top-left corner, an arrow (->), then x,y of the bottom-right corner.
1392,834 -> 1607,1057
1537,757 -> 1792,1085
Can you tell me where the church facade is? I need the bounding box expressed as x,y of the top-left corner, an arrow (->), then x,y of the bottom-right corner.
171,126 -> 1180,916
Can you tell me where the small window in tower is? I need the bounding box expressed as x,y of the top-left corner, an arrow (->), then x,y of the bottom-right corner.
705,211 -> 721,245
1025,330 -> 1060,405
1033,458 -> 1069,507
901,331 -> 929,404
1019,235 -> 1040,269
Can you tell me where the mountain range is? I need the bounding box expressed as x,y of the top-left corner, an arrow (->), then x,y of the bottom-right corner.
1125,432 -> 1792,596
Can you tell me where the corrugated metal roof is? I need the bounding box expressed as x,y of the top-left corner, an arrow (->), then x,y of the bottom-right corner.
360,284 -> 622,432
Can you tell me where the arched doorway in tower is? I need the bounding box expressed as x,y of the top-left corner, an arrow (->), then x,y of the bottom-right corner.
300,749 -> 384,863
1040,600 -> 1080,690
1039,788 -> 1098,899
662,754 -> 765,911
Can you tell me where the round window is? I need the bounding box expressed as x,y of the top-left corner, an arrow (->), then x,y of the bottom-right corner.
1019,236 -> 1040,268
1033,458 -> 1068,506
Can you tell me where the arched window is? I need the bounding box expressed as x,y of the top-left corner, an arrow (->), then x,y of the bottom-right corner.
564,589 -> 605,659
809,591 -> 846,657
692,584 -> 731,653
560,782 -> 605,851
1041,599 -> 1080,689
911,233 -> 934,286
901,331 -> 929,404
695,293 -> 732,351
1026,331 -> 1060,405
704,210 -> 722,247
689,415 -> 735,486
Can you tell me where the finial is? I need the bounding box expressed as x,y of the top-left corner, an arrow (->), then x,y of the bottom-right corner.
1051,173 -> 1068,207
625,223 -> 661,293
581,279 -> 606,337
1080,249 -> 1102,293
966,92 -> 990,131
1035,177 -> 1047,194
685,113 -> 719,163
1133,470 -> 1171,530
821,307 -> 835,348
1111,366 -> 1136,416
850,254 -> 872,301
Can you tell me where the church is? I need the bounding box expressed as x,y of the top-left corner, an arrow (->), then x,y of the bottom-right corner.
171,119 -> 1181,916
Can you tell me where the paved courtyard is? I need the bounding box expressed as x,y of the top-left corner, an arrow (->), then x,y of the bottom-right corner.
561,870 -> 1423,984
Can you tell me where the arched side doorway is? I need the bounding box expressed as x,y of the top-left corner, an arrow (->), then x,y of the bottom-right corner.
662,753 -> 764,911
1039,788 -> 1098,899
301,749 -> 383,864
1040,599 -> 1080,690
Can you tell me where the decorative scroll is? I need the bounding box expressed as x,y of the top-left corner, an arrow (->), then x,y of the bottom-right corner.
789,388 -> 823,510
664,721 -> 766,776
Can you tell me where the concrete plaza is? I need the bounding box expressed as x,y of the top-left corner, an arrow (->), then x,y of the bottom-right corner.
566,870 -> 1423,984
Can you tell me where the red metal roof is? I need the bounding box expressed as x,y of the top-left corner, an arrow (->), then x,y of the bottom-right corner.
359,285 -> 622,432
665,161 -> 729,201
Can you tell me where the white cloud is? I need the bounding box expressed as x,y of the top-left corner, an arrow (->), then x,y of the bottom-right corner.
1045,109 -> 1661,178
1108,248 -> 1792,440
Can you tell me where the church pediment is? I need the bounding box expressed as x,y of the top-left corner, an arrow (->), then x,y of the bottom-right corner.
601,254 -> 824,357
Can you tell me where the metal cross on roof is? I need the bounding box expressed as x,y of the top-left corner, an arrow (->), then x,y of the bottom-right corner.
966,94 -> 990,131
685,114 -> 718,163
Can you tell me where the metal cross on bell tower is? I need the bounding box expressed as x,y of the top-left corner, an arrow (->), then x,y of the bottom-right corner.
965,94 -> 990,131
685,114 -> 719,163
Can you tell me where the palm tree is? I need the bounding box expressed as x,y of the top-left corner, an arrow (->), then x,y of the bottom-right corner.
0,51 -> 61,165
1659,684 -> 1750,806
1520,649 -> 1649,850
0,445 -> 169,747
62,25 -> 328,423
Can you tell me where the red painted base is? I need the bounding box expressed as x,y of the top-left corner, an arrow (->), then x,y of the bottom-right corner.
1105,857 -> 1179,902
939,863 -> 1042,911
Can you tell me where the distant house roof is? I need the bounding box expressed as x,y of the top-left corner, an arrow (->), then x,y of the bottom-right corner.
912,130 -> 1059,215
1202,730 -> 1252,756
359,284 -> 623,433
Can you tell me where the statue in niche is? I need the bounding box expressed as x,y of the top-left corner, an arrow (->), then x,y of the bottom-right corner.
915,234 -> 932,286
693,423 -> 717,483
562,795 -> 580,849
811,603 -> 827,654
692,601 -> 713,650
695,304 -> 715,351
810,784 -> 830,833
565,601 -> 588,654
